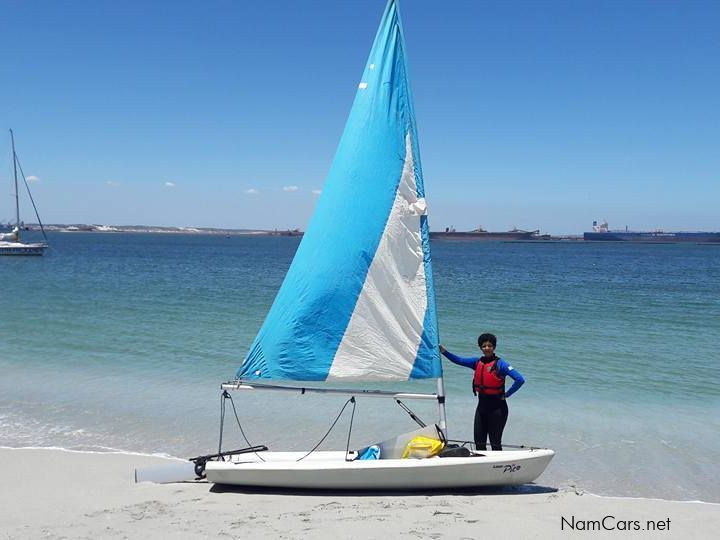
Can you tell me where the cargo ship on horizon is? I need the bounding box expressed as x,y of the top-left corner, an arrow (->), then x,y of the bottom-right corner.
584,221 -> 720,243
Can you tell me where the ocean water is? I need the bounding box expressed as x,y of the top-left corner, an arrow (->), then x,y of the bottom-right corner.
1,233 -> 719,502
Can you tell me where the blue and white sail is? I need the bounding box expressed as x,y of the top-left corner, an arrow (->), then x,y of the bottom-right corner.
239,0 -> 440,382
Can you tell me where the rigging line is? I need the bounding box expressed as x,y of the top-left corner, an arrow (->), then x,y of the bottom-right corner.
344,397 -> 357,462
496,443 -> 543,450
297,397 -> 355,462
444,439 -> 543,451
226,390 -> 266,462
218,390 -> 227,455
14,155 -> 48,244
395,398 -> 427,428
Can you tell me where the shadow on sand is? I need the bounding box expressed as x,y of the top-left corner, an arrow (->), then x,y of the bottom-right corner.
208,482 -> 558,497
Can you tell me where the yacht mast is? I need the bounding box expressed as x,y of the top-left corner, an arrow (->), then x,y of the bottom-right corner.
10,129 -> 19,230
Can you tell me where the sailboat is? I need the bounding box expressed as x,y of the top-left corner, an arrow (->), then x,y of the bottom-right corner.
0,129 -> 48,256
203,0 -> 553,490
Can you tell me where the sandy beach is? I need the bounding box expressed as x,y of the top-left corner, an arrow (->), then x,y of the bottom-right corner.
2,448 -> 717,539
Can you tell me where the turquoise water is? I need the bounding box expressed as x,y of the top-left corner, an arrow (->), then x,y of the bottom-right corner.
1,233 -> 719,502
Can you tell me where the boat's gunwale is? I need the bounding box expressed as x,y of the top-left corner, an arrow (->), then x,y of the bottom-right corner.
206,448 -> 555,472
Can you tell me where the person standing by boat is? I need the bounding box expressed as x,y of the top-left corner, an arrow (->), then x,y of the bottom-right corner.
439,333 -> 524,451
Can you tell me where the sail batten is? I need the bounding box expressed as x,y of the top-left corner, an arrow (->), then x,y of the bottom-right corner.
238,0 -> 440,382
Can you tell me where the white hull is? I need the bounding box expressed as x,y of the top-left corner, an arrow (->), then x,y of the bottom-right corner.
205,448 -> 554,490
0,241 -> 47,256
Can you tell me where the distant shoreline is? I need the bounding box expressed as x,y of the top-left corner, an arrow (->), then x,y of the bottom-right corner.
18,224 -> 304,236
19,223 -> 583,240
10,224 -> 719,243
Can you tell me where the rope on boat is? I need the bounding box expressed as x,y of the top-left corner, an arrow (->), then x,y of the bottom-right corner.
217,390 -> 359,464
344,397 -> 357,462
445,439 -> 545,451
501,443 -> 546,450
217,391 -> 226,454
296,396 -> 357,462
218,389 -> 266,462
189,445 -> 268,479
394,399 -> 427,428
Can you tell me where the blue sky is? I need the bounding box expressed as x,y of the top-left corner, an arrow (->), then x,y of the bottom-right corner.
2,0 -> 718,234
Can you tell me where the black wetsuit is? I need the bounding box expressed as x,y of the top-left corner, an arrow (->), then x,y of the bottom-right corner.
441,351 -> 525,451
473,393 -> 509,451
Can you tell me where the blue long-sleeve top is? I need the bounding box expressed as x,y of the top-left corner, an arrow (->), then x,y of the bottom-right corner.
441,349 -> 525,398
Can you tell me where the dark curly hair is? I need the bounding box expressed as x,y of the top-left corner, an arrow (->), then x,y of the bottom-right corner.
477,333 -> 497,348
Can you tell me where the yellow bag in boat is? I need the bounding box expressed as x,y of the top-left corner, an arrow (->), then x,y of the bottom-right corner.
401,436 -> 445,459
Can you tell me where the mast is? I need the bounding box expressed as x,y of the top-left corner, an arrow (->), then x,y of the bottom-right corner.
10,129 -> 20,231
436,376 -> 448,439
